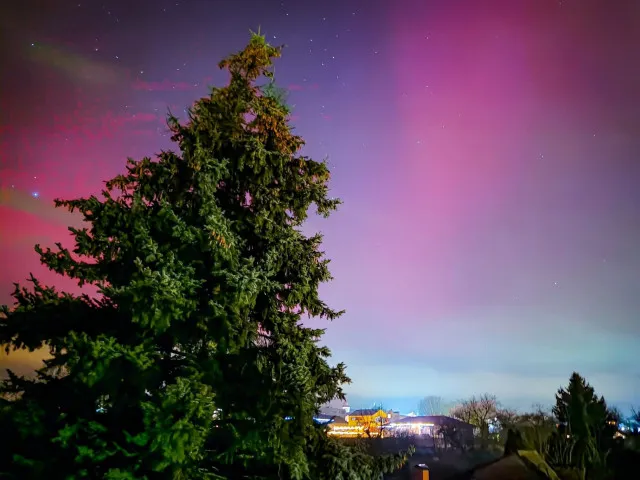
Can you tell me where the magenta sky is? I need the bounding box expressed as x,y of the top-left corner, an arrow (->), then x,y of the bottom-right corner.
1,0 -> 639,413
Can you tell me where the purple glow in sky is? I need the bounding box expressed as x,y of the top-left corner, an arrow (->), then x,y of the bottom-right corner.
1,0 -> 639,412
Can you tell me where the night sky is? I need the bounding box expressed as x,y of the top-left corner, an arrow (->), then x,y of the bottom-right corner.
1,0 -> 639,413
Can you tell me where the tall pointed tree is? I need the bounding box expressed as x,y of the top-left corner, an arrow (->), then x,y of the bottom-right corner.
0,34 -> 411,479
553,372 -> 614,469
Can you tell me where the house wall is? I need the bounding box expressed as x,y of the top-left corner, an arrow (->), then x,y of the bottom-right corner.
346,409 -> 391,436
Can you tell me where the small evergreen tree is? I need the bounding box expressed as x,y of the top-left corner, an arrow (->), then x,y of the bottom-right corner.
553,372 -> 614,470
0,34 -> 412,479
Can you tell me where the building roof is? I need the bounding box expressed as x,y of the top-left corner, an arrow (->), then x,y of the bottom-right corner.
314,413 -> 335,420
350,408 -> 385,416
449,452 -> 558,480
472,455 -> 546,480
392,416 -> 436,425
392,415 -> 474,427
313,413 -> 351,425
330,416 -> 349,425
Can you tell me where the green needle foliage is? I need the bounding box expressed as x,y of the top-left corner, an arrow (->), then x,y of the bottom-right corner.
0,34 -> 411,479
552,372 -> 616,473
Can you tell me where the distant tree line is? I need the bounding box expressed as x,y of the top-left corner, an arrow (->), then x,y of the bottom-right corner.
422,372 -> 637,480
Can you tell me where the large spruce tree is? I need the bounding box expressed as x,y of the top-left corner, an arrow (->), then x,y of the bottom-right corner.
553,372 -> 615,469
0,34 -> 412,479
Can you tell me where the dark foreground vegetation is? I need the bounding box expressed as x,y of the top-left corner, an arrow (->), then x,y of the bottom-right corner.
494,372 -> 640,480
357,373 -> 640,479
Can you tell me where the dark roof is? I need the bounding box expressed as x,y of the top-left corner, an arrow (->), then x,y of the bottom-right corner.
314,413 -> 336,421
474,455 -> 547,480
448,453 -> 554,480
393,415 -> 474,427
392,416 -> 437,425
330,416 -> 348,425
313,414 -> 351,425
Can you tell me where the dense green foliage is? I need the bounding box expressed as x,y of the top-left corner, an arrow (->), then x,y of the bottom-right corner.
463,372 -> 633,480
553,372 -> 617,472
0,34 -> 411,479
498,372 -> 623,479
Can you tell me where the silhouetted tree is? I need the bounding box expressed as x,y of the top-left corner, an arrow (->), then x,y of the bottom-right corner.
503,428 -> 525,455
450,393 -> 498,449
436,423 -> 471,452
0,33 -> 411,479
517,405 -> 558,454
495,408 -> 519,432
553,372 -> 615,471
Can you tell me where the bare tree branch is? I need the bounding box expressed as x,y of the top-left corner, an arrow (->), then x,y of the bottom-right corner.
449,394 -> 498,448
